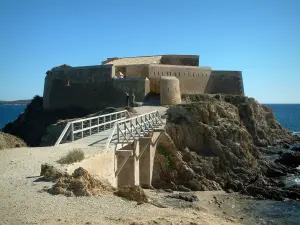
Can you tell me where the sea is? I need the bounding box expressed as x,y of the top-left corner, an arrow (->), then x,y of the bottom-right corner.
0,104 -> 300,224
1,104 -> 299,132
0,105 -> 26,129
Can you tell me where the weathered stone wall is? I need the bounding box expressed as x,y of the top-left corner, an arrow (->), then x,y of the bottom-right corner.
205,71 -> 244,95
43,65 -> 115,110
43,65 -> 149,110
43,62 -> 245,110
148,64 -> 212,94
160,55 -> 199,66
123,64 -> 149,78
160,76 -> 181,105
113,77 -> 150,102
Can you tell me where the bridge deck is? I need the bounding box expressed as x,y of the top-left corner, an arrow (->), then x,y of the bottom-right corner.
70,128 -> 115,148
62,109 -> 166,149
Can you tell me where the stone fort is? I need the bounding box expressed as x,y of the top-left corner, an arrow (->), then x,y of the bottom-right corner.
43,54 -> 244,110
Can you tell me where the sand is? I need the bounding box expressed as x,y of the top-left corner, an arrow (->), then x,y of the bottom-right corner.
0,145 -> 243,225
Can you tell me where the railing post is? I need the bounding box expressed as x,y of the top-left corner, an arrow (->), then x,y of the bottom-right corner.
136,117 -> 139,136
71,123 -> 74,141
124,122 -> 127,140
89,119 -> 92,135
109,115 -> 112,128
103,116 -> 106,131
98,117 -> 100,133
117,124 -> 120,142
81,121 -> 83,138
130,120 -> 133,139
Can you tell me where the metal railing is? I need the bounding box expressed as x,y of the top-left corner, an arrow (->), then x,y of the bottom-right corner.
54,110 -> 130,146
105,110 -> 164,149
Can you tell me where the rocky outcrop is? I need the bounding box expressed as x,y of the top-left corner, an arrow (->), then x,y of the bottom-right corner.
152,132 -> 223,191
291,145 -> 300,152
2,96 -> 91,146
2,95 -> 127,147
223,95 -> 299,148
114,186 -> 148,202
0,132 -> 27,150
275,151 -> 300,168
152,95 -> 300,201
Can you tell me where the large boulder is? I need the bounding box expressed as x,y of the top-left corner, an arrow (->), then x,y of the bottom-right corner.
114,185 -> 148,202
291,145 -> 300,152
275,151 -> 300,168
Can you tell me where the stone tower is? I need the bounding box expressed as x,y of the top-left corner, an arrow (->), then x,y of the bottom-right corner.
160,76 -> 181,105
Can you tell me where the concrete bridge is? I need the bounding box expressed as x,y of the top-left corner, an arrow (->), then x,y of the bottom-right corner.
55,109 -> 166,188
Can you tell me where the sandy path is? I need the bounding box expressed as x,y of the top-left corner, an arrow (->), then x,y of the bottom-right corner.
0,145 -> 243,225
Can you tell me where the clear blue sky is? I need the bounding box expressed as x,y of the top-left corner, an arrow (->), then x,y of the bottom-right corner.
0,0 -> 299,103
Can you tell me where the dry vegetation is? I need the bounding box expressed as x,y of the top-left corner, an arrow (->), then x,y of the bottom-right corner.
0,132 -> 27,150
57,148 -> 84,164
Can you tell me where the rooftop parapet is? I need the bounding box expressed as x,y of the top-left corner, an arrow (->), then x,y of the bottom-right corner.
102,54 -> 199,66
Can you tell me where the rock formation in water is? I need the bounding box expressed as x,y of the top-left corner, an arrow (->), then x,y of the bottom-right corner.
152,94 -> 300,201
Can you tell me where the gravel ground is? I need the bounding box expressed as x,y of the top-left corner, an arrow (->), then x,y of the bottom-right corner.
0,145 -> 242,225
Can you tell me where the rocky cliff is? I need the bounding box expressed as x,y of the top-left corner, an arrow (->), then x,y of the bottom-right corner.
222,95 -> 298,147
153,94 -> 300,200
2,96 -> 93,146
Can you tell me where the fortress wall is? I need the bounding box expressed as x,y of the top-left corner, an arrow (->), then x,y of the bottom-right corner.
124,64 -> 149,78
45,80 -> 128,110
160,55 -> 200,66
43,65 -> 129,110
113,78 -> 150,102
148,64 -> 212,94
205,71 -> 244,95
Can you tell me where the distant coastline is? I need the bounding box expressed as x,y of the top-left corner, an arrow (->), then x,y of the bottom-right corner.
0,100 -> 31,106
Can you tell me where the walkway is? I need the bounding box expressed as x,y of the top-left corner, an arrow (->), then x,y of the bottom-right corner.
54,110 -> 129,147
55,108 -> 166,149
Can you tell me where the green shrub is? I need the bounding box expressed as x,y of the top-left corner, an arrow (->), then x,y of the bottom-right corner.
157,146 -> 173,168
57,148 -> 85,164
